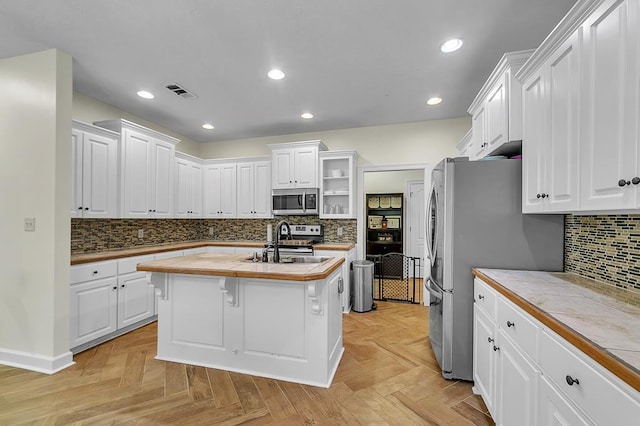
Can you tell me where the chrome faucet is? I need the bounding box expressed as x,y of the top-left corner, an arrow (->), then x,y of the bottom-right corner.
273,220 -> 291,263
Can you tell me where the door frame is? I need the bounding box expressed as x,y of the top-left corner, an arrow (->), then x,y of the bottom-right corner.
356,163 -> 431,261
406,179 -> 425,277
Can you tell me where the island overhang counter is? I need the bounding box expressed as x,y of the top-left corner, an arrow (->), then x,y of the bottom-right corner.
137,253 -> 345,388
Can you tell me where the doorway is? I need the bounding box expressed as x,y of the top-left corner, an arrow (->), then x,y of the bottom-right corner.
357,164 -> 431,304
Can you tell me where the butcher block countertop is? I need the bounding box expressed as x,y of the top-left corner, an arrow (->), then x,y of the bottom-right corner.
71,241 -> 355,265
137,252 -> 345,282
473,268 -> 640,392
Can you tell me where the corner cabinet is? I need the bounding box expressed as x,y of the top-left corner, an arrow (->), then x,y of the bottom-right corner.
319,150 -> 357,218
94,119 -> 178,218
467,50 -> 533,160
269,140 -> 327,189
71,121 -> 119,218
236,159 -> 272,218
175,153 -> 203,218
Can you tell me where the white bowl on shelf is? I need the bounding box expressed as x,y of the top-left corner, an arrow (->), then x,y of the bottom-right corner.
330,169 -> 343,177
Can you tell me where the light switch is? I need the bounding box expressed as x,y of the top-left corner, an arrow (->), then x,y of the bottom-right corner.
138,229 -> 144,239
24,217 -> 36,232
209,227 -> 214,236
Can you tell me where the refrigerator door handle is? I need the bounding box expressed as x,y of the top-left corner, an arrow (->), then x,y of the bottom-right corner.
425,184 -> 436,266
425,278 -> 442,306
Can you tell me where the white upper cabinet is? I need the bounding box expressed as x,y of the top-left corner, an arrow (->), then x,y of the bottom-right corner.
269,140 -> 327,189
94,119 -> 179,218
468,50 -> 533,160
71,121 -> 119,218
456,129 -> 473,158
203,162 -> 237,218
579,0 -> 639,211
175,153 -> 203,218
521,31 -> 581,213
237,160 -> 272,218
517,0 -> 639,214
319,150 -> 357,218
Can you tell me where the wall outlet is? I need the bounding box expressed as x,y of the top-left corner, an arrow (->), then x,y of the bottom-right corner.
24,217 -> 36,232
137,229 -> 144,239
337,226 -> 343,236
209,226 -> 214,236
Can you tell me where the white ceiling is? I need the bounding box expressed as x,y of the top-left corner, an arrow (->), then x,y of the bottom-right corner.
0,0 -> 577,143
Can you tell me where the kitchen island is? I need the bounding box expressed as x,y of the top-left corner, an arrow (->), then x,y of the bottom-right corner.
137,253 -> 345,388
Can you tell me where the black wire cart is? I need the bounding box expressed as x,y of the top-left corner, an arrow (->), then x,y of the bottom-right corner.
366,252 -> 421,304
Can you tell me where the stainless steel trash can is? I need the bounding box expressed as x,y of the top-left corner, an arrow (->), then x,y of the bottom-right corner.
352,260 -> 374,313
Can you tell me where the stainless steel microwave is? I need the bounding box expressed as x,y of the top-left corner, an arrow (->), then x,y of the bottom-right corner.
272,188 -> 319,215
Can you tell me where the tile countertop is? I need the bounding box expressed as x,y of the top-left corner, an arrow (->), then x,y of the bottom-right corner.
137,252 -> 345,282
70,241 -> 356,265
473,268 -> 640,392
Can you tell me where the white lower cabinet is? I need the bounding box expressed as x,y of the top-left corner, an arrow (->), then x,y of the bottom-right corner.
473,277 -> 640,425
116,255 -> 155,329
315,246 -> 356,313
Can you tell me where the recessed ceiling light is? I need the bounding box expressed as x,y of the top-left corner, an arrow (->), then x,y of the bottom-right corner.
300,112 -> 314,119
202,123 -> 215,130
440,38 -> 463,53
268,69 -> 285,80
137,90 -> 155,99
427,97 -> 442,106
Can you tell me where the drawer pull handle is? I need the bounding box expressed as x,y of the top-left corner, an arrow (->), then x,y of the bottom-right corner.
487,337 -> 494,343
493,345 -> 500,352
506,321 -> 515,328
566,375 -> 580,386
478,294 -> 484,300
93,270 -> 98,274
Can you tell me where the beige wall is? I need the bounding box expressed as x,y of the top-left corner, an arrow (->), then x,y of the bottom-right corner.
0,50 -> 72,360
364,170 -> 424,195
72,92 -> 201,157
200,117 -> 470,167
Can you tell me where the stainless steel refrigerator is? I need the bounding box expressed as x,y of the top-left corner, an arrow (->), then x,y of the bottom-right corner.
425,157 -> 564,381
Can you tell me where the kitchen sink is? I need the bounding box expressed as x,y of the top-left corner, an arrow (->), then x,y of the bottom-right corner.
244,255 -> 332,264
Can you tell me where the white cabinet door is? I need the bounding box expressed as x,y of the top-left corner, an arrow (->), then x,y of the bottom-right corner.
190,162 -> 203,216
473,306 -> 497,417
220,163 -> 237,217
495,332 -> 538,426
254,161 -> 272,218
70,277 -> 118,347
486,75 -> 508,151
203,164 -> 222,217
537,376 -> 591,426
546,32 -> 580,212
580,0 -> 638,210
122,129 -> 153,218
175,158 -> 191,217
236,162 -> 255,218
471,106 -> 488,160
71,127 -> 119,218
522,72 -> 547,213
117,272 -> 155,329
272,149 -> 294,189
294,146 -> 318,187
151,139 -> 174,217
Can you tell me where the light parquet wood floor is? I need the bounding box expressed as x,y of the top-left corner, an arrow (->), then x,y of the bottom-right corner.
0,302 -> 494,425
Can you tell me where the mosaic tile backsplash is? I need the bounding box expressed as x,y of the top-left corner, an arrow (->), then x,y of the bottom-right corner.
71,217 -> 357,254
565,214 -> 640,304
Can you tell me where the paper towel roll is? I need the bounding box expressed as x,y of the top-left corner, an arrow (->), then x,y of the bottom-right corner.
267,224 -> 273,243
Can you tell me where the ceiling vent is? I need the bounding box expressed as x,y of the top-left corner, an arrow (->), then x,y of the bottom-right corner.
165,83 -> 198,99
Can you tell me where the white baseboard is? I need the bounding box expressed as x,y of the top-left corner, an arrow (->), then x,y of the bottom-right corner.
0,348 -> 74,374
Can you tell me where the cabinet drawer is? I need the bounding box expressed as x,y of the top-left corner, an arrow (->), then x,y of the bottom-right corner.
118,255 -> 155,275
497,297 -> 539,361
70,260 -> 117,284
474,278 -> 497,318
539,329 -> 640,426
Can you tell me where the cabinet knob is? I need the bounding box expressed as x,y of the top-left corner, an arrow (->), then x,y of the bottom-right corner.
113,286 -> 117,290
78,207 -> 83,210
565,375 -> 580,386
93,270 -> 98,274
148,209 -> 153,212
487,337 -> 494,343
121,284 -> 125,288
85,207 -> 89,210
619,179 -> 630,187
541,193 -> 547,198
478,294 -> 485,300
153,209 -> 156,213
506,321 -> 515,328
536,193 -> 541,199
493,345 -> 500,352
633,177 -> 640,185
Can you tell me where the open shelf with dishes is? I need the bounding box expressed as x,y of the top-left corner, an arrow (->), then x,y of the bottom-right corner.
319,150 -> 357,218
